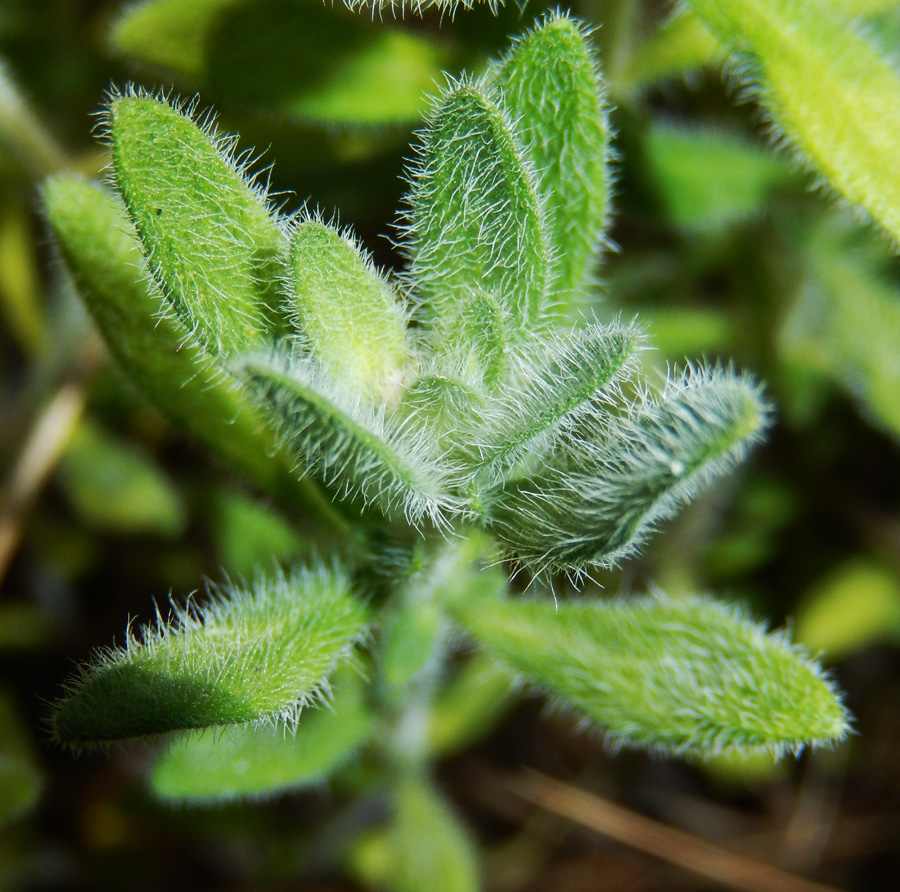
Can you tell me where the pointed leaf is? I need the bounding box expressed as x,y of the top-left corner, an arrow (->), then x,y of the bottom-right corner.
493,12 -> 613,304
51,566 -> 369,746
451,593 -> 851,756
487,368 -> 769,572
108,91 -> 286,355
473,321 -> 641,485
151,670 -> 374,803
42,176 -> 339,523
287,219 -> 411,401
403,78 -> 549,341
238,351 -> 458,526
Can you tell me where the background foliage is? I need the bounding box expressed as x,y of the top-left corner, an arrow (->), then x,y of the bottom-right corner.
2,0 -> 900,889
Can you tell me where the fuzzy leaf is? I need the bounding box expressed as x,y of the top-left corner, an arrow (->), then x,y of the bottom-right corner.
51,566 -> 369,746
287,220 -> 411,401
238,351 -> 457,526
108,92 -> 286,355
493,12 -> 613,304
450,593 -> 851,756
389,776 -> 479,892
472,321 -> 641,485
403,78 -> 548,343
151,670 -> 374,802
684,0 -> 900,245
42,176 -> 338,522
487,368 -> 768,572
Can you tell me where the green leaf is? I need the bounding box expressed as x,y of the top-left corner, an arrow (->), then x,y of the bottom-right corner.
783,229 -> 900,439
111,0 -> 448,127
643,123 -> 795,229
58,418 -> 186,537
210,491 -> 307,578
238,351 -> 458,526
403,78 -> 549,344
450,593 -> 851,756
426,654 -> 515,757
492,12 -> 613,305
108,91 -> 286,356
621,10 -> 725,90
684,0 -> 900,245
388,776 -> 479,892
487,367 -> 769,572
51,565 -> 369,746
109,0 -> 236,81
383,599 -> 444,688
0,689 -> 41,825
795,560 -> 900,659
42,176 -> 339,524
151,670 -> 374,803
472,321 -> 641,486
287,219 -> 411,402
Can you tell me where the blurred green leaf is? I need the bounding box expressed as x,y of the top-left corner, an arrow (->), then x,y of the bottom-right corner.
451,592 -> 850,756
111,0 -> 448,127
426,653 -> 515,757
210,491 -> 307,578
388,775 -> 479,892
0,688 -> 42,825
58,418 -> 186,537
795,560 -> 900,659
151,670 -> 375,803
643,124 -> 795,229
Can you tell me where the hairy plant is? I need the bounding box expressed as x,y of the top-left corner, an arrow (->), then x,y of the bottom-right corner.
43,11 -> 848,888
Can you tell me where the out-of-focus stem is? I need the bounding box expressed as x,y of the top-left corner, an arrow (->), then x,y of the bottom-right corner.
0,58 -> 71,178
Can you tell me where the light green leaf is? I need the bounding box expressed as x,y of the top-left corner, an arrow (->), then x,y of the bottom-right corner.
108,91 -> 286,355
383,599 -> 444,688
451,593 -> 851,756
111,0 -> 448,127
493,12 -> 613,305
287,219 -> 411,402
684,0 -> 900,245
43,176 -> 340,524
783,230 -> 900,438
644,124 -> 795,229
795,560 -> 900,659
151,670 -> 374,803
426,654 -> 515,757
403,78 -> 548,344
487,367 -> 769,572
59,418 -> 185,537
472,321 -> 641,486
109,0 -> 237,80
210,491 -> 307,578
621,10 -> 725,89
389,776 -> 479,892
238,351 -> 458,526
51,565 -> 369,746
